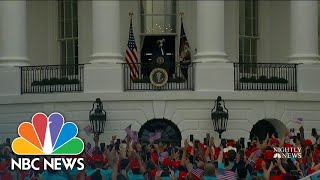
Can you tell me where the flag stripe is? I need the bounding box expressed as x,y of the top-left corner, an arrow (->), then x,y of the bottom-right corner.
216,168 -> 237,180
126,49 -> 139,74
125,50 -> 139,79
83,125 -> 92,136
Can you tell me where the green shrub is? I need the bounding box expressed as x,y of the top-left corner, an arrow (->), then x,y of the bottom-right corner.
31,77 -> 80,86
240,75 -> 288,84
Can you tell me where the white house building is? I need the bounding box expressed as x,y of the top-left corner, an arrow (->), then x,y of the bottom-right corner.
0,0 -> 320,146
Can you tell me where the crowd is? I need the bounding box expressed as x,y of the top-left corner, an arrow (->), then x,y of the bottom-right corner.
0,125 -> 320,180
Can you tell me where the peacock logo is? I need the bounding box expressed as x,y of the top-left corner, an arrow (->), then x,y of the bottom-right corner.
12,112 -> 84,155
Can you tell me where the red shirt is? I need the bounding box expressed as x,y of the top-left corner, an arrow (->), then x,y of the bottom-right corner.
270,173 -> 284,180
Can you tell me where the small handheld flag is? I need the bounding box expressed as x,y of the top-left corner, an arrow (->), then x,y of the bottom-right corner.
83,125 -> 92,136
292,118 -> 303,124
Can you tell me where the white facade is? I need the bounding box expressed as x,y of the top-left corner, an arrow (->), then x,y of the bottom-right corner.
0,0 -> 320,145
19,1 -> 297,65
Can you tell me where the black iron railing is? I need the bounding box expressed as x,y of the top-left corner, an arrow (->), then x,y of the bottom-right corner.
234,63 -> 297,91
20,64 -> 84,94
123,62 -> 194,91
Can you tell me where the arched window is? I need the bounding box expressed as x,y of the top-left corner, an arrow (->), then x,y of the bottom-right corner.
250,119 -> 277,141
138,119 -> 181,146
250,119 -> 287,141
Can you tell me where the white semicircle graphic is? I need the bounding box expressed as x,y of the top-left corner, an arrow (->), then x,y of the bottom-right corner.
43,121 -> 53,154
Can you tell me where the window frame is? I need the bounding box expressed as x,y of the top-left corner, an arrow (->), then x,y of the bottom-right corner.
139,0 -> 177,35
139,0 -> 179,66
239,0 -> 259,71
58,0 -> 78,67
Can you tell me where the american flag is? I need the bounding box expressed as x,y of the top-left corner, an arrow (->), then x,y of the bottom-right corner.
216,168 -> 237,180
292,118 -> 303,124
83,125 -> 92,136
159,151 -> 169,163
86,147 -> 94,157
190,168 -> 204,179
125,18 -> 139,80
131,131 -> 139,142
125,125 -> 132,135
149,132 -> 162,143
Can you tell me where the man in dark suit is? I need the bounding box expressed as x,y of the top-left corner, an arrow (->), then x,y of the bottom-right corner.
151,38 -> 170,70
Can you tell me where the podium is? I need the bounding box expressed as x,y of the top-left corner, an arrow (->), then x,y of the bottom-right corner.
149,52 -> 170,87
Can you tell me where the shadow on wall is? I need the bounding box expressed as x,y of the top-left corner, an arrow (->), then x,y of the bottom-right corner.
250,119 -> 287,141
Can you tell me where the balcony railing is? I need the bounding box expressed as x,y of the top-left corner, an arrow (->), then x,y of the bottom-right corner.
234,63 -> 297,91
20,64 -> 84,94
123,63 -> 194,91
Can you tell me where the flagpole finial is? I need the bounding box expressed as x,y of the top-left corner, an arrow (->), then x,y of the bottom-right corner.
129,12 -> 133,18
179,12 -> 184,20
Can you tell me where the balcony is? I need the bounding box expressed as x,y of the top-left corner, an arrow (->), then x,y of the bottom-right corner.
18,63 -> 298,94
234,63 -> 298,91
123,63 -> 194,91
20,64 -> 84,94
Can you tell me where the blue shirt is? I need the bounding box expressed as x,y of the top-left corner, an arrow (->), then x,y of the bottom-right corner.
204,176 -> 217,180
68,168 -> 79,177
175,170 -> 180,179
218,162 -> 234,169
87,169 -> 113,180
161,177 -> 171,180
127,171 -> 144,180
257,172 -> 264,177
41,171 -> 69,180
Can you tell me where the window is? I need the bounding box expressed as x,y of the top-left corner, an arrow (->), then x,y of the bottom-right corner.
318,1 -> 320,54
239,0 -> 258,72
58,0 -> 78,74
138,119 -> 182,146
140,0 -> 177,77
140,0 -> 176,34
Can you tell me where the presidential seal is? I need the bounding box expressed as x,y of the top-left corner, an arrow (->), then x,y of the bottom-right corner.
150,68 -> 168,87
156,56 -> 165,65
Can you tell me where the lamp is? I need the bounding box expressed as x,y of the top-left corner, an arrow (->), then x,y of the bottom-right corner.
211,96 -> 229,139
89,98 -> 106,137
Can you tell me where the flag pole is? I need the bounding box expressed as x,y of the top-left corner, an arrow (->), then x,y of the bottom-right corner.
129,12 -> 133,24
128,12 -> 141,76
180,12 -> 184,22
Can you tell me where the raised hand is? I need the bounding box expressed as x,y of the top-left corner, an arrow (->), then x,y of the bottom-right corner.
111,149 -> 119,167
173,151 -> 180,160
155,170 -> 162,180
111,136 -> 117,143
169,169 -> 175,180
209,137 -> 215,147
299,126 -> 304,133
276,158 -> 282,167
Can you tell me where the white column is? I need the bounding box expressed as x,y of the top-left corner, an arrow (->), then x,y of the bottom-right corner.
85,1 -> 123,92
194,0 -> 228,63
289,0 -> 320,63
0,0 -> 29,66
90,1 -> 122,63
193,1 -> 233,91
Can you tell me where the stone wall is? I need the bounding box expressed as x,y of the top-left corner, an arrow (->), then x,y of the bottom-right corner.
0,92 -> 319,146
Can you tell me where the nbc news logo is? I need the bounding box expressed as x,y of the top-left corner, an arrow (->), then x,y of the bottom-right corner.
273,147 -> 302,159
11,113 -> 85,171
